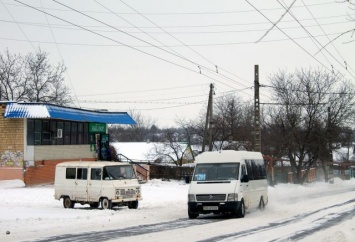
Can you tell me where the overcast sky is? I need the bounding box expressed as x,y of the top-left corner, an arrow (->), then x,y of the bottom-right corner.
1,0 -> 354,127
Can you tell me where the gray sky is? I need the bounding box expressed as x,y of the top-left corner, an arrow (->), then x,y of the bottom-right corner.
1,0 -> 354,127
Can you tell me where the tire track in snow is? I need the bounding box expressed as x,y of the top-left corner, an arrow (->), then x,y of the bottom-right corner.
29,198 -> 355,242
29,218 -> 217,242
197,198 -> 355,242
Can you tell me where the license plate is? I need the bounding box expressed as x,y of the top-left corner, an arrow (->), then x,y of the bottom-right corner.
203,206 -> 218,211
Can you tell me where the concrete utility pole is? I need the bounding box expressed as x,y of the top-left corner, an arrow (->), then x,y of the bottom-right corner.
202,83 -> 214,152
254,65 -> 261,152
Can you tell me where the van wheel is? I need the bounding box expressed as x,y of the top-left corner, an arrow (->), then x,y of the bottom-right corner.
188,210 -> 199,219
128,201 -> 139,209
90,202 -> 99,208
236,200 -> 245,218
101,198 -> 112,209
259,197 -> 265,211
63,196 -> 74,209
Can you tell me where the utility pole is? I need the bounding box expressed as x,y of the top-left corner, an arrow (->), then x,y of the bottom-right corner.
202,83 -> 214,152
254,65 -> 261,152
327,107 -> 334,184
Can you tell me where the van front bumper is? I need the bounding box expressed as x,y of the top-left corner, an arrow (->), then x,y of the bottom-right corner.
188,201 -> 241,214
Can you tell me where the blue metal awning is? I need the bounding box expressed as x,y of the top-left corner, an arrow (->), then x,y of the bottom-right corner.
4,102 -> 136,124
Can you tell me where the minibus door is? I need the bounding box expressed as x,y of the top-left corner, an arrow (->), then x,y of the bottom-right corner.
75,168 -> 89,200
240,164 -> 251,208
88,168 -> 102,201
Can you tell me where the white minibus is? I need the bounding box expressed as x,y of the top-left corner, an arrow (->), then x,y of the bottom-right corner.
54,161 -> 142,209
187,150 -> 268,218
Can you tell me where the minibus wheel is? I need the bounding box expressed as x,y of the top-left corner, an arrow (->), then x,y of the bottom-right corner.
128,201 -> 139,209
259,197 -> 265,211
101,198 -> 112,209
63,196 -> 74,209
236,200 -> 245,218
188,210 -> 199,219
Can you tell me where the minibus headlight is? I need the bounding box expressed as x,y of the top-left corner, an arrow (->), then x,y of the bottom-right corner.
227,193 -> 238,202
116,189 -> 120,196
188,194 -> 196,202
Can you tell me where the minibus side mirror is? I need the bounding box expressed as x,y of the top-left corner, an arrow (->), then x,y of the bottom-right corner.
241,174 -> 249,183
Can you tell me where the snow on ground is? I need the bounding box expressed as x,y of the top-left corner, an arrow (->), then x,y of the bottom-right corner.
0,178 -> 355,242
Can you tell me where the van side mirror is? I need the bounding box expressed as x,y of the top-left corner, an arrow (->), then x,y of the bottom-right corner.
241,174 -> 249,183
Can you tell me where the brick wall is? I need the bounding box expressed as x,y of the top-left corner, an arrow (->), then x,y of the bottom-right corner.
0,103 -> 25,181
24,158 -> 95,186
0,167 -> 24,180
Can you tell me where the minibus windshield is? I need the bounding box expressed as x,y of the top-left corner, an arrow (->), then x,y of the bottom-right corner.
193,163 -> 240,181
103,165 -> 137,180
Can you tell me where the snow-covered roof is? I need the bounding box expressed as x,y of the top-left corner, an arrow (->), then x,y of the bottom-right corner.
3,102 -> 135,124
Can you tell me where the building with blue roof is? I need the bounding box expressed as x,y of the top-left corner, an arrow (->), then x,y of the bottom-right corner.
0,102 -> 135,185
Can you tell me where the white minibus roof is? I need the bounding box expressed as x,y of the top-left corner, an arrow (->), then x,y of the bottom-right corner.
56,161 -> 130,168
195,150 -> 263,163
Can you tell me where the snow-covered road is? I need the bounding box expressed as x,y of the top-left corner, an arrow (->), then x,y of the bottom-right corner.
1,179 -> 355,242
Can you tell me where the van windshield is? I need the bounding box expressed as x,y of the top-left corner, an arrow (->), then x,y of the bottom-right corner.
193,163 -> 240,181
103,165 -> 137,180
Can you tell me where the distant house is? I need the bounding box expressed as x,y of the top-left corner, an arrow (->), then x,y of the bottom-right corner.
0,101 -> 135,185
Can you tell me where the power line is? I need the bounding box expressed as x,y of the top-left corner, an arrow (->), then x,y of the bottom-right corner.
51,0 -> 246,91
0,31 -> 348,47
0,0 -> 35,50
0,14 -> 352,29
76,84 -> 206,97
3,1 -> 337,15
276,0 -> 355,78
244,0 -> 349,78
14,0 -> 203,78
39,0 -> 80,108
0,18 -> 351,34
261,84 -> 355,95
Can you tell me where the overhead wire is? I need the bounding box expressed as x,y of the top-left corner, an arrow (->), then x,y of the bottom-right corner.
14,0 -> 253,111
277,0 -> 355,79
50,0 -> 245,91
302,0 -> 355,74
245,0 -> 354,80
0,14 -> 353,30
0,31 -> 348,47
39,0 -> 80,108
117,0 -> 262,99
0,0 -> 36,50
3,1 -> 337,15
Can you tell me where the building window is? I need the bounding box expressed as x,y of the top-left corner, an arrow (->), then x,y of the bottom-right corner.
27,119 -> 91,146
71,122 -> 77,145
57,122 -> 63,145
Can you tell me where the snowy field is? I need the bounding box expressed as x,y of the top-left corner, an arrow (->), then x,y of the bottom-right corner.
0,178 -> 355,242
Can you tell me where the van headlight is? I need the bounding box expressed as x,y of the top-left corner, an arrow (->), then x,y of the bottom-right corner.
227,193 -> 238,201
188,194 -> 196,202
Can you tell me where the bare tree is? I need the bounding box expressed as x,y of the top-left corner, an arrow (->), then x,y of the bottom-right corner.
152,128 -> 193,166
266,68 -> 355,183
0,49 -> 72,105
212,94 -> 254,150
0,49 -> 27,101
25,50 -> 71,105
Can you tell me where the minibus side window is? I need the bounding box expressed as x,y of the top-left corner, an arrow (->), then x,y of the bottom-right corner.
241,164 -> 246,178
251,160 -> 260,180
66,168 -> 76,179
77,168 -> 87,180
91,168 -> 102,180
245,160 -> 254,180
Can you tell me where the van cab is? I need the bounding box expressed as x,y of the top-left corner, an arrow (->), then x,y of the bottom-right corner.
54,161 -> 142,209
187,150 -> 268,218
